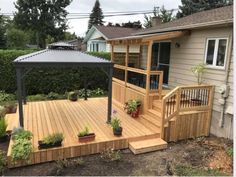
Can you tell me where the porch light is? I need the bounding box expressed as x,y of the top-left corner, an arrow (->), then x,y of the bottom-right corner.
175,42 -> 180,48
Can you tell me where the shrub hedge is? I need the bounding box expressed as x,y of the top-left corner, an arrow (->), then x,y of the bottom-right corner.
0,50 -> 111,95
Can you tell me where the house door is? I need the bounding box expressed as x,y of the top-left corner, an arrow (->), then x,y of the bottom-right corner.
151,42 -> 171,85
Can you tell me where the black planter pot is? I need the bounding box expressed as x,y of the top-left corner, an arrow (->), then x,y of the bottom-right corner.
69,97 -> 78,101
113,127 -> 123,136
38,140 -> 62,150
0,135 -> 8,143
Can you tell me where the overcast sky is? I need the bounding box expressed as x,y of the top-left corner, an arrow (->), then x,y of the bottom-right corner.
1,0 -> 181,37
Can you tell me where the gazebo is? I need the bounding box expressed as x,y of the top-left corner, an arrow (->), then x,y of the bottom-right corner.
13,42 -> 114,127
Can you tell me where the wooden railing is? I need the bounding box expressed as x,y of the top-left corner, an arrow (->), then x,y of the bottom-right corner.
113,64 -> 163,97
161,85 -> 214,138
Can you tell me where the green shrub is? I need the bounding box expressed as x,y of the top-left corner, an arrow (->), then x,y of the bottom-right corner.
0,50 -> 108,95
0,150 -> 6,174
87,52 -> 111,60
0,118 -> 7,138
42,133 -> 64,145
0,91 -> 16,103
91,88 -> 104,96
26,94 -> 47,101
46,92 -> 61,100
11,139 -> 33,162
12,127 -> 33,140
77,89 -> 91,98
0,106 -> 6,117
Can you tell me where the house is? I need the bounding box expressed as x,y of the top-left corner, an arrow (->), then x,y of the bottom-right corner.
83,25 -> 139,52
108,5 -> 233,139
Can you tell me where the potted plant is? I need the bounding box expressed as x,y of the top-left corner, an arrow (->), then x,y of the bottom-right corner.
78,126 -> 95,143
191,63 -> 207,105
38,133 -> 64,149
124,99 -> 141,118
68,91 -> 78,101
10,127 -> 33,163
11,139 -> 33,163
110,110 -> 122,136
0,118 -> 8,142
12,128 -> 33,141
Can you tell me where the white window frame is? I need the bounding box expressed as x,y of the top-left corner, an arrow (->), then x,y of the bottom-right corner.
204,37 -> 228,70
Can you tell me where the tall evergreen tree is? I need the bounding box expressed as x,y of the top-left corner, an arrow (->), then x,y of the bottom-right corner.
177,0 -> 233,18
143,6 -> 174,28
87,0 -> 104,31
0,10 -> 10,49
14,0 -> 72,48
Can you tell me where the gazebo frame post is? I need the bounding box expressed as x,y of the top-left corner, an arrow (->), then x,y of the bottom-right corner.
16,68 -> 24,127
107,66 -> 113,123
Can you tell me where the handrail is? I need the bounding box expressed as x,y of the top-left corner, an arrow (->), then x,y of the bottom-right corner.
160,85 -> 214,138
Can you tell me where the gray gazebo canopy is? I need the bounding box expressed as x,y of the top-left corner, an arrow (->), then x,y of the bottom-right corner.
14,43 -> 114,127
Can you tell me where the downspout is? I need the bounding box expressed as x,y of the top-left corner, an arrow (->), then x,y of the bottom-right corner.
219,29 -> 233,128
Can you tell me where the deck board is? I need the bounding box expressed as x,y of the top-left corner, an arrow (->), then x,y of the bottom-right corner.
7,97 -> 160,167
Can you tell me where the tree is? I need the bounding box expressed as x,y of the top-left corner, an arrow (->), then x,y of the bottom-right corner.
14,0 -> 72,48
143,7 -> 158,28
176,0 -> 233,18
143,6 -> 174,28
121,21 -> 142,29
0,11 -> 10,49
6,28 -> 29,49
87,0 -> 104,31
159,6 -> 174,23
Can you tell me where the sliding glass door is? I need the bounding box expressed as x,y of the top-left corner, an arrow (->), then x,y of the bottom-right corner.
151,42 -> 171,85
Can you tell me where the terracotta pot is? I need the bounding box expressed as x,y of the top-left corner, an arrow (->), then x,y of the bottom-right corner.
78,133 -> 95,143
113,127 -> 122,136
131,105 -> 141,118
38,140 -> 62,150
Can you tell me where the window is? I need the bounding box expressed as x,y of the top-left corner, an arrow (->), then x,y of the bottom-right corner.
205,38 -> 228,69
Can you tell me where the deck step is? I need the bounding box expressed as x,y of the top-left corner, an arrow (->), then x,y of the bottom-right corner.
147,109 -> 161,117
129,138 -> 167,154
140,114 -> 161,128
136,117 -> 161,133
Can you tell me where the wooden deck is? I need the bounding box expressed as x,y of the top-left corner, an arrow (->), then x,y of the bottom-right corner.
6,97 -> 161,167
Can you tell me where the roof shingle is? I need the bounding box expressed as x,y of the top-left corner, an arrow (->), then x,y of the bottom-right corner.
135,5 -> 233,35
94,25 -> 140,39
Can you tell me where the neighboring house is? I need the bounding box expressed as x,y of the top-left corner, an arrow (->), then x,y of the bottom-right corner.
67,38 -> 87,52
108,5 -> 233,139
83,25 -> 139,52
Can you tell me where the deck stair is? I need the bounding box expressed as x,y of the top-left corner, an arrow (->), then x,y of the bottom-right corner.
129,137 -> 167,154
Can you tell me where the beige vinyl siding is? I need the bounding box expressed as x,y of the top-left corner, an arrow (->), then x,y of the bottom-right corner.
168,26 -> 233,113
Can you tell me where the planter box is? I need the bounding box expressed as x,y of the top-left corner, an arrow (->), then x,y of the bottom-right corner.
78,133 -> 95,143
0,135 -> 8,143
38,140 -> 62,150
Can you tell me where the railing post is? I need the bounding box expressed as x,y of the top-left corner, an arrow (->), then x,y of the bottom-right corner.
159,71 -> 163,99
145,41 -> 153,111
160,99 -> 166,139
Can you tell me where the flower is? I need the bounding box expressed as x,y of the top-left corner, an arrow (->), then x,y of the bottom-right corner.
113,109 -> 117,114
